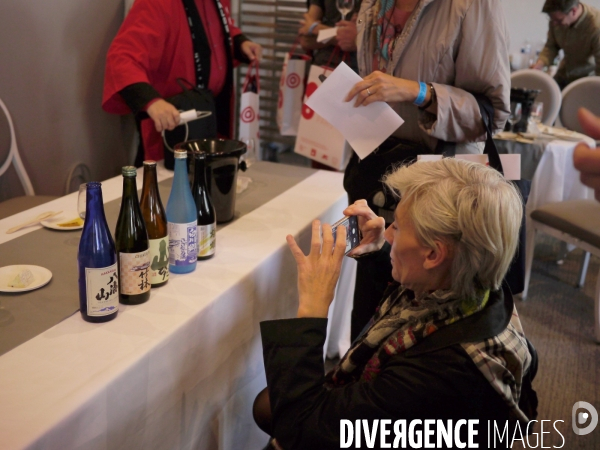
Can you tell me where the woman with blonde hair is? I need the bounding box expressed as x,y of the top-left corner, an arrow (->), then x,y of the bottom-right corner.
254,158 -> 536,449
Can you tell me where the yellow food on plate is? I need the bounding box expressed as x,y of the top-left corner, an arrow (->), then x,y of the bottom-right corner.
58,218 -> 84,227
8,269 -> 34,288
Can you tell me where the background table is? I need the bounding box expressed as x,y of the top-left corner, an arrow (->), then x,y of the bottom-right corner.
0,161 -> 353,450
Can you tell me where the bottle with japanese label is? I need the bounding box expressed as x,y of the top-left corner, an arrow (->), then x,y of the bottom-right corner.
140,161 -> 169,287
192,152 -> 216,260
115,166 -> 151,305
77,182 -> 119,322
166,149 -> 198,273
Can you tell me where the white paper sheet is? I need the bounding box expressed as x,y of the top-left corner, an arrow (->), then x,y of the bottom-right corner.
317,27 -> 337,43
305,62 -> 404,159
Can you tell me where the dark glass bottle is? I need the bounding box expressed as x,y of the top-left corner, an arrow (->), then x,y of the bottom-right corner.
192,152 -> 216,260
77,182 -> 119,322
140,161 -> 169,287
115,166 -> 151,305
166,150 -> 198,273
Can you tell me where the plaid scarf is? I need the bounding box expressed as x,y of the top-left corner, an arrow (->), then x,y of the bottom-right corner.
328,284 -> 490,385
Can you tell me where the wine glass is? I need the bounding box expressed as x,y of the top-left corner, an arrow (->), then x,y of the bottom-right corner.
242,139 -> 257,168
508,102 -> 522,132
78,183 -> 87,220
530,102 -> 544,125
336,0 -> 354,20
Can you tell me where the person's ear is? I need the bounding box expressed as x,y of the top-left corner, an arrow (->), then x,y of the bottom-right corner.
422,240 -> 450,270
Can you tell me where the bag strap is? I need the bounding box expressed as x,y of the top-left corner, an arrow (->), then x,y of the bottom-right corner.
473,93 -> 504,176
242,60 -> 260,93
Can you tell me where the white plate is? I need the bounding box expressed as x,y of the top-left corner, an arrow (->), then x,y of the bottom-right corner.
40,211 -> 83,231
0,265 -> 53,293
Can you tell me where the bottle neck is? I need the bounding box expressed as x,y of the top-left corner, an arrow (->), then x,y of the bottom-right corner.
142,165 -> 159,197
86,185 -> 104,223
173,156 -> 190,193
122,176 -> 140,207
193,157 -> 208,189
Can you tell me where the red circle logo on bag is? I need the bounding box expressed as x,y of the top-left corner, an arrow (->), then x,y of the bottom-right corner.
241,106 -> 256,123
287,73 -> 301,89
301,82 -> 319,120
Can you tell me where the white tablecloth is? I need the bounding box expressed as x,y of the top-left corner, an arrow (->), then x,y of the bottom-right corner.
0,163 -> 353,450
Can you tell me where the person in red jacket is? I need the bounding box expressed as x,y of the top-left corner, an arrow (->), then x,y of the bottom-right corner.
102,0 -> 261,164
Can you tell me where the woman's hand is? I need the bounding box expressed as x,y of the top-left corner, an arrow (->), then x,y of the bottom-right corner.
335,17 -> 357,52
146,99 -> 180,132
343,200 -> 386,256
298,12 -> 318,35
241,41 -> 262,62
287,220 -> 347,318
344,71 -> 423,107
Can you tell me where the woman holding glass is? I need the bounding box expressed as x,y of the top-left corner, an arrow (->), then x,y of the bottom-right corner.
343,0 -> 512,340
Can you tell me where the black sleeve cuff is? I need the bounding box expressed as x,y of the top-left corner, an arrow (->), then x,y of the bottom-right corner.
233,34 -> 251,64
118,82 -> 162,114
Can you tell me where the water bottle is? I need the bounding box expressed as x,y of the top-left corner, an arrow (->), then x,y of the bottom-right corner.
115,166 -> 151,305
192,152 -> 216,260
77,182 -> 119,322
166,149 -> 198,273
140,161 -> 169,287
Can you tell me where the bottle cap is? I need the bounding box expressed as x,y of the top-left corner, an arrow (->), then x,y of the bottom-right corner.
122,166 -> 137,177
174,149 -> 187,159
143,160 -> 157,166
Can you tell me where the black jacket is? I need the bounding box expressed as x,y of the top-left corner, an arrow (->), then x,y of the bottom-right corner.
261,248 -> 523,449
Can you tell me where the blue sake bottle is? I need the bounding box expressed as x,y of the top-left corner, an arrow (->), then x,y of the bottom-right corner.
166,149 -> 198,273
77,182 -> 119,322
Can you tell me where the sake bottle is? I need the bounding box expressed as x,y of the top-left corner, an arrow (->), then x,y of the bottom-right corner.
115,166 -> 151,305
192,152 -> 216,260
166,149 -> 198,273
77,182 -> 119,322
140,161 -> 169,287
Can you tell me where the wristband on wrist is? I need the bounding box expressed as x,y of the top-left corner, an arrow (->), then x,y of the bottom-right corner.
307,21 -> 320,35
413,81 -> 427,106
418,83 -> 436,110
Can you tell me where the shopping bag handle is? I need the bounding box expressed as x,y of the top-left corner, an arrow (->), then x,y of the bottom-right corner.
242,60 -> 260,93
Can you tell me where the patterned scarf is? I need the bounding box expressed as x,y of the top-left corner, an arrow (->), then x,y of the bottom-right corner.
376,0 -> 397,62
328,284 -> 490,385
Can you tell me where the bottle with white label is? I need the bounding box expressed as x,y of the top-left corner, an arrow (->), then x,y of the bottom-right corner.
115,166 -> 151,305
192,152 -> 216,260
77,182 -> 119,322
140,160 -> 169,287
166,149 -> 198,273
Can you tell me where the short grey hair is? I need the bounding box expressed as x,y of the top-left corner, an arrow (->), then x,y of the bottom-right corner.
383,158 -> 522,299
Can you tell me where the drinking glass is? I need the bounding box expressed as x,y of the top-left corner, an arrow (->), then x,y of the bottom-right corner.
336,0 -> 354,20
508,102 -> 522,132
78,183 -> 87,219
530,102 -> 544,125
242,139 -> 257,168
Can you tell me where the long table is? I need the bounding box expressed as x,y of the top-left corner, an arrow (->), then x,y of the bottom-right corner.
0,161 -> 352,450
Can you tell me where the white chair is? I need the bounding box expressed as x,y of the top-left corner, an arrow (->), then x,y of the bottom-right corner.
0,98 -> 57,220
560,76 -> 600,134
523,200 -> 600,342
511,69 -> 562,125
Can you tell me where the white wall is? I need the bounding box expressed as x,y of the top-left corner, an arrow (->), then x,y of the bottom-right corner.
503,0 -> 600,58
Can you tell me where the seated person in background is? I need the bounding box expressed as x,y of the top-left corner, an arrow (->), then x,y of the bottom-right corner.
298,0 -> 361,72
532,0 -> 600,89
574,107 -> 600,200
254,158 -> 537,450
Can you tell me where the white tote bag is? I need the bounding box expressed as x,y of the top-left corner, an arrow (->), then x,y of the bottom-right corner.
277,45 -> 310,136
294,64 -> 351,170
238,60 -> 260,144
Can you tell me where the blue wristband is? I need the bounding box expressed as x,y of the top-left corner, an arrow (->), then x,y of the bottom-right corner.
308,21 -> 320,35
413,82 -> 427,106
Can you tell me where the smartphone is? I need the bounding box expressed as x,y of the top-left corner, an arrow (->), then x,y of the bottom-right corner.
330,216 -> 360,255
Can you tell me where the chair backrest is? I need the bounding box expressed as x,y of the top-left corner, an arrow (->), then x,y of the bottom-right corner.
0,97 -> 35,196
560,76 -> 600,133
510,69 -> 562,125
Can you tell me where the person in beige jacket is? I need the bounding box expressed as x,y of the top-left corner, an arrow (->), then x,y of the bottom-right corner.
343,0 -> 511,340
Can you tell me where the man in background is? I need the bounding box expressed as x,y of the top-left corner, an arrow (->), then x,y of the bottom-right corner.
532,0 -> 600,88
